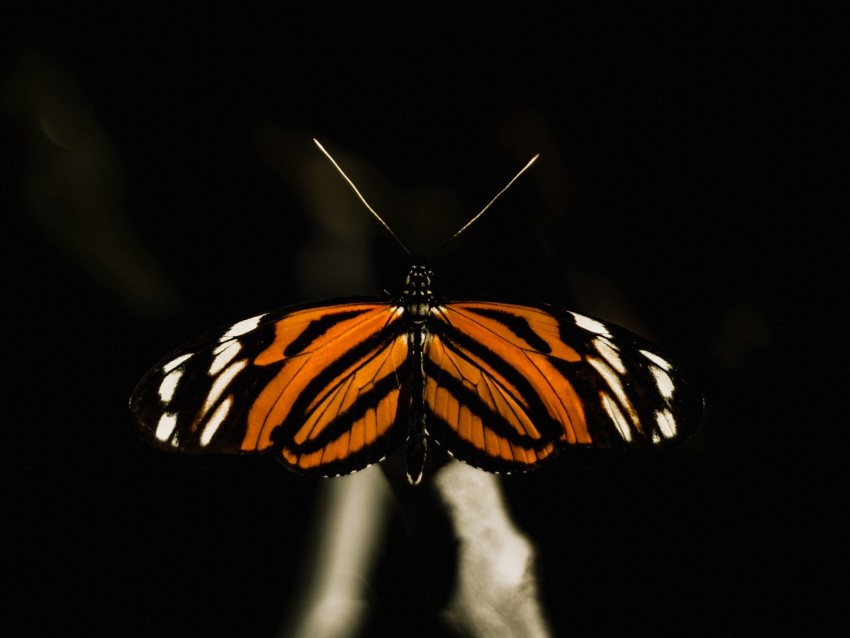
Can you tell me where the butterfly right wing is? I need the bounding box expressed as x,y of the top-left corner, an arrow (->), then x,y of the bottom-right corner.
424,301 -> 704,474
130,300 -> 411,477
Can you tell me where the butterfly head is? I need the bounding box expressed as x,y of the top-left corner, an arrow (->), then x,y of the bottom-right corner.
402,265 -> 435,320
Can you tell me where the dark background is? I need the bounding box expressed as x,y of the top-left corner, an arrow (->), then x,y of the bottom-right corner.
2,4 -> 839,637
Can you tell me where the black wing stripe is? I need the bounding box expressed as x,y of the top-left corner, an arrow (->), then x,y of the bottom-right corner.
461,306 -> 552,353
283,308 -> 374,356
276,322 -> 404,431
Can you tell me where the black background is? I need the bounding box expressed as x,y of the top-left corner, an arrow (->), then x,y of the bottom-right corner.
2,4 -> 839,637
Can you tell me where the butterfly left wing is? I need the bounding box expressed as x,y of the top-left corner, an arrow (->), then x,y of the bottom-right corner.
424,302 -> 704,474
130,300 -> 410,477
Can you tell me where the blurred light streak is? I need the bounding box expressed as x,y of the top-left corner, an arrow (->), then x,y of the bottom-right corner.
4,48 -> 182,321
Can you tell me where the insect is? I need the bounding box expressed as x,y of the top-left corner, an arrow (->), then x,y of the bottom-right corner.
130,140 -> 704,485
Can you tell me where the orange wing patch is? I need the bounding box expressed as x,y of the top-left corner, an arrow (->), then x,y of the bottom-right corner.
424,333 -> 559,469
244,304 -> 401,450
431,303 -> 592,447
279,337 -> 408,472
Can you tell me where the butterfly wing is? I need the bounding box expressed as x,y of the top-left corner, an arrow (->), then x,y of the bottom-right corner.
424,302 -> 704,473
130,300 -> 410,477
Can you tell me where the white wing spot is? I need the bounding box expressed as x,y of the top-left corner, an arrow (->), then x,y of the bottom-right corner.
600,392 -> 632,442
158,369 -> 182,404
593,337 -> 625,374
200,396 -> 233,446
641,349 -> 672,371
570,312 -> 611,337
588,355 -> 640,431
209,340 -> 242,376
202,359 -> 248,418
162,353 -> 192,374
221,314 -> 265,341
649,364 -> 675,401
155,413 -> 178,442
655,409 -> 677,439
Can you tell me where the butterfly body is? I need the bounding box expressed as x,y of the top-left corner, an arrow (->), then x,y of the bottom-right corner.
130,264 -> 704,485
400,266 -> 435,484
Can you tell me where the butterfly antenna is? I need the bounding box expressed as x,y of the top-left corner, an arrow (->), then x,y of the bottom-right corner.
427,153 -> 539,261
313,139 -> 413,259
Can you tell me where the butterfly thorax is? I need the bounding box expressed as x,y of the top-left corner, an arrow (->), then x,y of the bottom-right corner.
400,265 -> 435,323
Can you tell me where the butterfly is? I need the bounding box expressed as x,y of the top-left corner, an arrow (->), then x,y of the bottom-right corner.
130,141 -> 704,485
